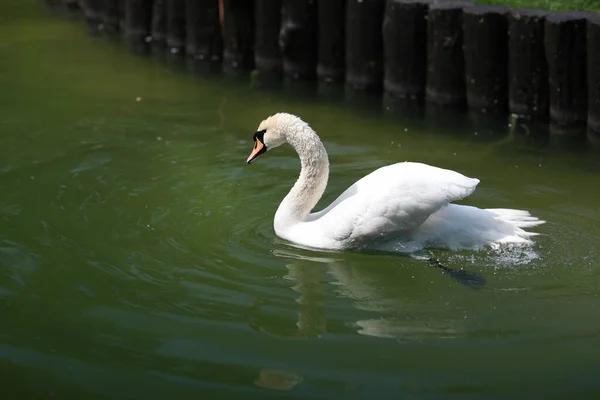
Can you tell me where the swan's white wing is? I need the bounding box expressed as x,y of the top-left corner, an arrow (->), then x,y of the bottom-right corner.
310,162 -> 479,246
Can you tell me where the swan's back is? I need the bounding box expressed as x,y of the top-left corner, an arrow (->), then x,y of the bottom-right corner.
353,162 -> 479,198
300,162 -> 481,249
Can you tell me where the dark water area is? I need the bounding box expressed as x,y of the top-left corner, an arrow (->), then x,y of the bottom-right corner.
2,1 -> 600,399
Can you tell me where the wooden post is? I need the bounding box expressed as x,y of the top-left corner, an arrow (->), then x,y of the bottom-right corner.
124,0 -> 153,54
508,9 -> 549,119
166,0 -> 186,56
45,0 -> 62,8
222,0 -> 255,75
589,15 -> 600,133
119,0 -> 125,31
78,0 -> 104,32
61,0 -> 80,11
317,0 -> 345,84
103,0 -> 122,35
280,0 -> 317,81
151,0 -> 167,51
346,0 -> 385,92
383,0 -> 429,101
426,2 -> 472,108
544,12 -> 588,127
463,5 -> 509,114
255,0 -> 282,80
185,0 -> 222,70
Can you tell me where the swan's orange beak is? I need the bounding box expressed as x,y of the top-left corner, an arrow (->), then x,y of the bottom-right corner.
247,137 -> 267,164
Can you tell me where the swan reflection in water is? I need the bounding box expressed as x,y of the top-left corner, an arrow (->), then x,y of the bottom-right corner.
250,246 -> 480,341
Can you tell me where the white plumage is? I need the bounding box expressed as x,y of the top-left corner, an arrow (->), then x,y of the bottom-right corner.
246,113 -> 545,253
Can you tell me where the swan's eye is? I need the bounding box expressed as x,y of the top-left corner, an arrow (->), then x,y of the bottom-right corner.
253,129 -> 266,143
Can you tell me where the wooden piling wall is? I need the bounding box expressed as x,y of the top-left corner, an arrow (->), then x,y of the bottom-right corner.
46,0 -> 600,134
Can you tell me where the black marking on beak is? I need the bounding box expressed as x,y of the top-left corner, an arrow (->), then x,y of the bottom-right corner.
247,129 -> 268,164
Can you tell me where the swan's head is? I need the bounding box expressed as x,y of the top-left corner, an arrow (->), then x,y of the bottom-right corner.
246,113 -> 305,164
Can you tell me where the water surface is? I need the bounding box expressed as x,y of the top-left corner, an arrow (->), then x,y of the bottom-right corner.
2,2 -> 600,399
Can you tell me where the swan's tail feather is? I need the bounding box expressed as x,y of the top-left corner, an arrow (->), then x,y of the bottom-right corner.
486,208 -> 546,230
405,205 -> 545,251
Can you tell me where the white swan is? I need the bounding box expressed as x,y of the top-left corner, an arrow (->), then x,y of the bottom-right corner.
246,113 -> 545,253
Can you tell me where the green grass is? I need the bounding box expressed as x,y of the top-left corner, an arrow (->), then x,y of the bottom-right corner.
457,0 -> 600,12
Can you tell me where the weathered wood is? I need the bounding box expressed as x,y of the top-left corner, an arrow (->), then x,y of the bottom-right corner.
166,0 -> 186,56
508,9 -> 549,119
255,0 -> 282,79
587,15 -> 600,133
544,12 -> 588,127
317,0 -> 345,83
383,0 -> 429,101
124,0 -> 153,53
103,0 -> 122,35
78,0 -> 104,32
222,0 -> 255,75
280,0 -> 317,81
45,0 -> 62,8
426,2 -> 472,108
346,0 -> 385,92
463,5 -> 509,113
185,0 -> 222,68
151,0 -> 167,50
119,0 -> 125,30
61,0 -> 80,11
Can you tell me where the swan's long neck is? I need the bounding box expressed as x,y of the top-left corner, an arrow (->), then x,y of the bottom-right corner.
274,124 -> 329,231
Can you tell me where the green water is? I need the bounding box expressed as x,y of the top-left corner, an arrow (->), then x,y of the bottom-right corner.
2,2 -> 600,399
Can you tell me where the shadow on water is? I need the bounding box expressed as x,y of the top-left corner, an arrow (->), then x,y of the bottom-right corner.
359,248 -> 487,290
426,256 -> 486,288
